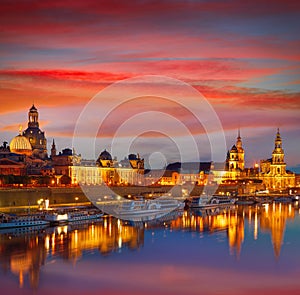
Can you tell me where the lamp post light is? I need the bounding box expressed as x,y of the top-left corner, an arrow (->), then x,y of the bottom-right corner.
37,198 -> 44,210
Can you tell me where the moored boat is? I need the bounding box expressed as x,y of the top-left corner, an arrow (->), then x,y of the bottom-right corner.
44,212 -> 68,225
255,196 -> 272,204
107,197 -> 184,221
188,195 -> 236,208
291,195 -> 299,202
274,196 -> 293,203
0,213 -> 50,229
235,197 -> 256,205
67,210 -> 104,222
44,209 -> 104,225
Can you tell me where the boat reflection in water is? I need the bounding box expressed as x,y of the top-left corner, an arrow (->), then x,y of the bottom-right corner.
0,202 -> 299,292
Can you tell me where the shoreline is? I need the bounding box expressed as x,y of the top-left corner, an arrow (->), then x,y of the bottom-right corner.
0,185 -> 294,208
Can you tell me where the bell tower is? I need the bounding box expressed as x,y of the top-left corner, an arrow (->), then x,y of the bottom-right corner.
271,128 -> 286,174
236,129 -> 244,170
272,128 -> 284,163
23,104 -> 47,159
228,129 -> 245,172
28,104 -> 39,128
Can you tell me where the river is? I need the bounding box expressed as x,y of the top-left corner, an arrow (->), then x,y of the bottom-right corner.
0,202 -> 299,295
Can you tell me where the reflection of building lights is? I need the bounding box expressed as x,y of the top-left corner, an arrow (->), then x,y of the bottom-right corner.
45,235 -> 50,250
265,204 -> 269,214
74,230 -> 78,246
51,233 -> 55,251
109,223 -> 112,236
254,212 -> 258,240
118,237 -> 122,248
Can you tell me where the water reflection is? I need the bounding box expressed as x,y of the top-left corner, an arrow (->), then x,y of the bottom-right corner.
0,202 -> 299,291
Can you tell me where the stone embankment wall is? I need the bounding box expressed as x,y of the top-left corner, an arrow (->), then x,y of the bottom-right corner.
0,185 -> 215,209
0,187 -> 88,208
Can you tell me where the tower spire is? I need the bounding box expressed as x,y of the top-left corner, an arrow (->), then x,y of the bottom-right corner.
51,138 -> 56,158
236,128 -> 242,150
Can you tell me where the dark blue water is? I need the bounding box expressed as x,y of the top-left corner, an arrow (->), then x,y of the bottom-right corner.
0,203 -> 299,295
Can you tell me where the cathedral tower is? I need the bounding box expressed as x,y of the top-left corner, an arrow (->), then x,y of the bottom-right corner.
236,129 -> 245,170
23,104 -> 47,159
260,128 -> 295,190
228,129 -> 245,171
28,104 -> 39,128
271,128 -> 286,175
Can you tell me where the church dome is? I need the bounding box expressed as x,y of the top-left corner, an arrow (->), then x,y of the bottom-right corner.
98,150 -> 112,161
10,134 -> 32,156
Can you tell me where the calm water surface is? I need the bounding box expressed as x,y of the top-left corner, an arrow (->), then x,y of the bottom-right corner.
0,202 -> 300,295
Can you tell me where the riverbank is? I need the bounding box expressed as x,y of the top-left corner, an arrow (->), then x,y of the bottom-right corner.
0,187 -> 88,208
0,185 -> 199,209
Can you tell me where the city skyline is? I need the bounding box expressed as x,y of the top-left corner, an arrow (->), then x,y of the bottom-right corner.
0,1 -> 299,171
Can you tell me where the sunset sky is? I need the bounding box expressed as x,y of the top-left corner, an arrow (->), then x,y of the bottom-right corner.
0,1 -> 299,170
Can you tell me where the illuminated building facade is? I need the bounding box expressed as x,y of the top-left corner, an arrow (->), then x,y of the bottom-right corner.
56,150 -> 145,186
210,131 -> 246,184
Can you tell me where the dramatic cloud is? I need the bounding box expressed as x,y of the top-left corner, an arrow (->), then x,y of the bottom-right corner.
0,0 -> 299,166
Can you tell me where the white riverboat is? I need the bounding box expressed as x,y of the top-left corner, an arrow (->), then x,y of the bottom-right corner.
109,197 -> 184,221
44,212 -> 68,225
188,195 -> 236,208
0,213 -> 50,229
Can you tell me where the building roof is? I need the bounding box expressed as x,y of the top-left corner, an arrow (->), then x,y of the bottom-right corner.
166,162 -> 212,173
9,134 -> 32,155
230,145 -> 238,152
98,149 -> 112,161
30,104 -> 37,111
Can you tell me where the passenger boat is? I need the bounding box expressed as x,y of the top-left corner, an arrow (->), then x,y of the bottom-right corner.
44,212 -> 68,225
188,195 -> 236,208
67,210 -> 104,223
273,196 -> 293,203
106,196 -> 184,221
235,197 -> 256,205
44,209 -> 103,225
0,213 -> 50,229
